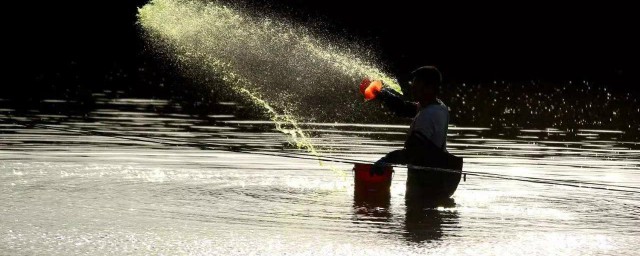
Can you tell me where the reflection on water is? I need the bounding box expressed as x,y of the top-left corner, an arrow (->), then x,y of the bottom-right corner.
353,190 -> 392,226
403,199 -> 458,244
353,188 -> 460,244
1,95 -> 639,255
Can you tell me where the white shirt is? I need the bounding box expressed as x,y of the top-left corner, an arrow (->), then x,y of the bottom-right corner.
409,99 -> 449,151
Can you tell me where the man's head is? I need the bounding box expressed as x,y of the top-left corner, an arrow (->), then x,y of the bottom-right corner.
408,66 -> 442,103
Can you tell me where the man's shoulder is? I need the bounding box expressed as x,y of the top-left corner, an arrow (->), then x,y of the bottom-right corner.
414,104 -> 446,124
435,99 -> 449,112
422,100 -> 448,115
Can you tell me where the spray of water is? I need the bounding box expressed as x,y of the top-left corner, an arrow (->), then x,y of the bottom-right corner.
137,0 -> 403,173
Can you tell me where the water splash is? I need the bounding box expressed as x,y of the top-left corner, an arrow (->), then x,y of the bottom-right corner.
137,0 -> 402,173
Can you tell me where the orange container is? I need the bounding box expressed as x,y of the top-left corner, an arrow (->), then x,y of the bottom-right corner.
353,163 -> 393,192
358,78 -> 383,101
364,80 -> 382,101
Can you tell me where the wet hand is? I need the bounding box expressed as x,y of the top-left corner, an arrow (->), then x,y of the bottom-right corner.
359,78 -> 383,101
370,157 -> 387,176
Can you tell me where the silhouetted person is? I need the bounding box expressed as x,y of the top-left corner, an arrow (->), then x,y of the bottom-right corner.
371,66 -> 462,200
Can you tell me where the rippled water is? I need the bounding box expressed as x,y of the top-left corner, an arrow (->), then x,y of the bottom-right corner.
1,96 -> 639,255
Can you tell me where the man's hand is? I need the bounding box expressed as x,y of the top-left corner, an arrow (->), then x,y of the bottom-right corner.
370,157 -> 388,176
359,78 -> 383,101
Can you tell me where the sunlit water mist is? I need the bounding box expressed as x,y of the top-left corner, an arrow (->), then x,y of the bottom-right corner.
138,0 -> 403,165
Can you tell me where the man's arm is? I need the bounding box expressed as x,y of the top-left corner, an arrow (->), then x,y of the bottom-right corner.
378,149 -> 409,165
370,149 -> 407,176
370,130 -> 442,175
377,88 -> 418,118
376,131 -> 441,165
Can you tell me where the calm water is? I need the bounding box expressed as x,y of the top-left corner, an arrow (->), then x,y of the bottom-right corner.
1,96 -> 639,255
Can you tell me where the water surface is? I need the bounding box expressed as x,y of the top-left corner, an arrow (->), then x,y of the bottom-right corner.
1,97 -> 639,255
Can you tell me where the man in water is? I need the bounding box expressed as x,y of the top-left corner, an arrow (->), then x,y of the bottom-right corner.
371,66 -> 460,199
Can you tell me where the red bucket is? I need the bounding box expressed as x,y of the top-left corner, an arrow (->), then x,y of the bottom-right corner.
353,163 -> 393,192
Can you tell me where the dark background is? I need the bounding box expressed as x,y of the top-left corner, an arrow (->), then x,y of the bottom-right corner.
5,0 -> 638,100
